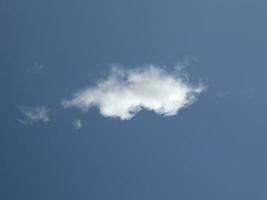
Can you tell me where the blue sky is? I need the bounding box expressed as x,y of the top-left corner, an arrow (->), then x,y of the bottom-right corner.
1,0 -> 267,199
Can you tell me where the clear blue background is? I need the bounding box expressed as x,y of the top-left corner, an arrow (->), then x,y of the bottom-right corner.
1,0 -> 267,199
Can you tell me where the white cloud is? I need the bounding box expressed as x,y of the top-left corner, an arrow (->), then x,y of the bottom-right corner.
62,65 -> 206,120
18,106 -> 50,125
73,119 -> 82,129
33,61 -> 45,71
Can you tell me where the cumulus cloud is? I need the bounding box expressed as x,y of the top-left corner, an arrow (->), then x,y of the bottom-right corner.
62,65 -> 206,120
18,106 -> 50,125
73,119 -> 82,129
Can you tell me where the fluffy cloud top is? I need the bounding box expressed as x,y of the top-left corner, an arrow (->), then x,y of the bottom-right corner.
18,106 -> 50,125
62,65 -> 206,120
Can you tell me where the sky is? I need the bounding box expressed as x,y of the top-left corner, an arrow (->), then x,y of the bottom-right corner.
1,0 -> 267,199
